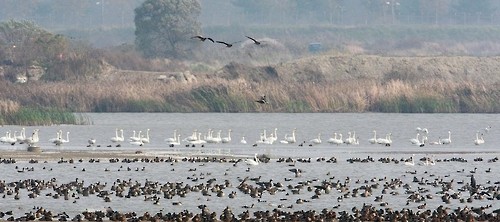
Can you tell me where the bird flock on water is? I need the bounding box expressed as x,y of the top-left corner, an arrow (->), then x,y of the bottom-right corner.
1,126 -> 492,151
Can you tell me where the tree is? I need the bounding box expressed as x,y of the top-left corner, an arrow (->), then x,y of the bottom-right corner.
134,0 -> 201,59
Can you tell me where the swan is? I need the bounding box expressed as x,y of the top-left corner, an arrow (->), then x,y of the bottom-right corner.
331,133 -> 343,145
3,131 -> 17,145
60,131 -> 70,143
377,133 -> 392,146
184,129 -> 198,142
368,130 -> 377,144
141,129 -> 150,143
474,131 -> 484,145
188,133 -> 207,145
310,133 -> 322,144
129,130 -> 142,142
48,130 -> 62,143
240,136 -> 247,144
24,129 -> 40,145
420,156 -> 436,166
245,154 -> 260,166
110,129 -> 124,143
221,129 -> 232,143
279,134 -> 289,144
440,131 -> 451,144
88,138 -> 97,146
210,130 -> 222,143
410,133 -> 420,145
168,134 -> 181,146
285,128 -> 297,143
15,128 -> 26,143
0,131 -> 10,143
344,131 -> 357,145
327,132 -> 338,144
165,129 -> 177,143
404,154 -> 415,166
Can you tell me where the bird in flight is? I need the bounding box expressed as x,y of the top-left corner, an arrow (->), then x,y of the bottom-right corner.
245,36 -> 261,45
215,40 -> 240,48
191,35 -> 214,43
255,95 -> 269,104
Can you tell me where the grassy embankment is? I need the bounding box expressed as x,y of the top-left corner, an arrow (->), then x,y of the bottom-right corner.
2,26 -> 500,125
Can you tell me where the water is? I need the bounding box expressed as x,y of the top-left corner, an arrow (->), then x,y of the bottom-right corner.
0,113 -> 499,218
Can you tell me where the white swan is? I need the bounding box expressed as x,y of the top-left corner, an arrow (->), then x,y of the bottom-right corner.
404,154 -> 415,166
327,132 -> 338,144
184,129 -> 198,142
474,131 -> 484,145
165,129 -> 177,143
331,133 -> 343,145
279,134 -> 289,144
129,130 -> 142,142
110,129 -> 124,143
3,131 -> 17,145
60,131 -> 70,143
440,131 -> 451,144
24,129 -> 40,145
368,130 -> 377,144
410,133 -> 420,145
240,136 -> 247,144
168,134 -> 181,146
16,128 -> 26,143
141,129 -> 150,143
48,130 -> 62,143
245,153 -> 260,166
310,133 -> 322,144
221,129 -> 232,143
188,133 -> 207,145
285,128 -> 297,143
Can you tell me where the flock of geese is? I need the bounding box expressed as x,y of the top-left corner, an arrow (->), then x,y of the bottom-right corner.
191,35 -> 263,48
0,126 -> 491,148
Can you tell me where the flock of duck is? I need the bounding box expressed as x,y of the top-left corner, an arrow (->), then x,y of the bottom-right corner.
0,151 -> 499,221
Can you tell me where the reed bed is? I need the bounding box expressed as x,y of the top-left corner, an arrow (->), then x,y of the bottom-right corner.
1,75 -> 499,120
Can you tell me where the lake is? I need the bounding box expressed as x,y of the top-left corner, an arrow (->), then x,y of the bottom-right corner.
0,113 -> 498,220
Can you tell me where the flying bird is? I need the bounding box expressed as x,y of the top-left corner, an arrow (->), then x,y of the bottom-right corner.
245,36 -> 261,45
191,35 -> 214,43
255,95 -> 269,104
215,40 -> 240,48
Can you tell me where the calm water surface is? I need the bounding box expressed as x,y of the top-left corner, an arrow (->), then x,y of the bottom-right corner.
0,113 -> 499,217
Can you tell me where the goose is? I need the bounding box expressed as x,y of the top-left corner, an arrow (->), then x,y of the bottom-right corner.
440,131 -> 452,144
141,129 -> 150,143
191,35 -> 214,43
245,154 -> 260,166
215,40 -> 240,48
165,129 -> 177,143
310,133 -> 322,144
473,131 -> 484,145
245,35 -> 261,45
221,129 -> 232,143
110,129 -> 124,143
368,130 -> 377,144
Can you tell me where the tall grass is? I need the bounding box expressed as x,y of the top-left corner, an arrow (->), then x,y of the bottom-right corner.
1,107 -> 80,126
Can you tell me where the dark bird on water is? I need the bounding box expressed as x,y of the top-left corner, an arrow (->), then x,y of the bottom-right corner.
245,36 -> 261,45
191,35 -> 214,43
255,95 -> 269,104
